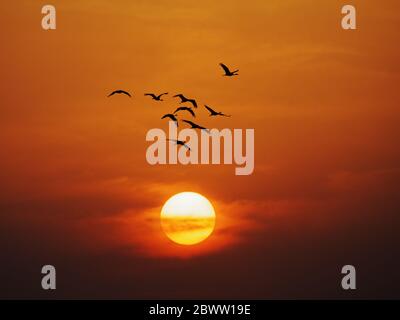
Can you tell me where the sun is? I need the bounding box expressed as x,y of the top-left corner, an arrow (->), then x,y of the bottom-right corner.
160,192 -> 216,245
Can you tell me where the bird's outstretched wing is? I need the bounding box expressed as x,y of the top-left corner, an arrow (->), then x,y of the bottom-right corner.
187,108 -> 196,117
162,114 -> 178,126
174,107 -> 195,117
144,93 -> 156,98
205,105 -> 216,114
161,114 -> 174,120
220,63 -> 231,74
188,99 -> 197,108
109,90 -> 131,97
159,92 -> 168,97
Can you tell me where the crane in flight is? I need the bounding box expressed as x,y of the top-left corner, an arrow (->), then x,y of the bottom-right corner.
173,94 -> 198,108
219,63 -> 239,77
205,105 -> 231,117
108,90 -> 132,98
144,92 -> 168,101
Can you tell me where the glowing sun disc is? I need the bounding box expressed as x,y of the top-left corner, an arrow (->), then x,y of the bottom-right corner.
160,192 -> 216,245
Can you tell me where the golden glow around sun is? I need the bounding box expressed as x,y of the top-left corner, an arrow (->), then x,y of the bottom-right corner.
161,192 -> 216,245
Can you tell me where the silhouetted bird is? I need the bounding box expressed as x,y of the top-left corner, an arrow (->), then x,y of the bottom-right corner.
219,63 -> 239,77
108,90 -> 132,98
167,139 -> 191,151
161,113 -> 178,126
182,120 -> 209,133
173,94 -> 198,108
205,105 -> 231,117
144,92 -> 168,101
174,106 -> 196,118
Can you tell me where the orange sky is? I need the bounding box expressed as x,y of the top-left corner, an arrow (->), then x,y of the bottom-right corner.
0,0 -> 400,299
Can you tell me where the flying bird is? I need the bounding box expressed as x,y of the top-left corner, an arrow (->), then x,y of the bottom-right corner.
108,90 -> 132,98
182,120 -> 209,133
144,92 -> 168,101
174,106 -> 196,118
167,139 -> 191,151
205,105 -> 231,117
161,113 -> 178,126
173,94 -> 198,108
219,63 -> 239,77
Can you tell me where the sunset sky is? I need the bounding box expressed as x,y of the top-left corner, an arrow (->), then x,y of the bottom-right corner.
0,0 -> 399,299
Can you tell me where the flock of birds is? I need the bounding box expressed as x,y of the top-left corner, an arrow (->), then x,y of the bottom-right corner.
107,63 -> 239,151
